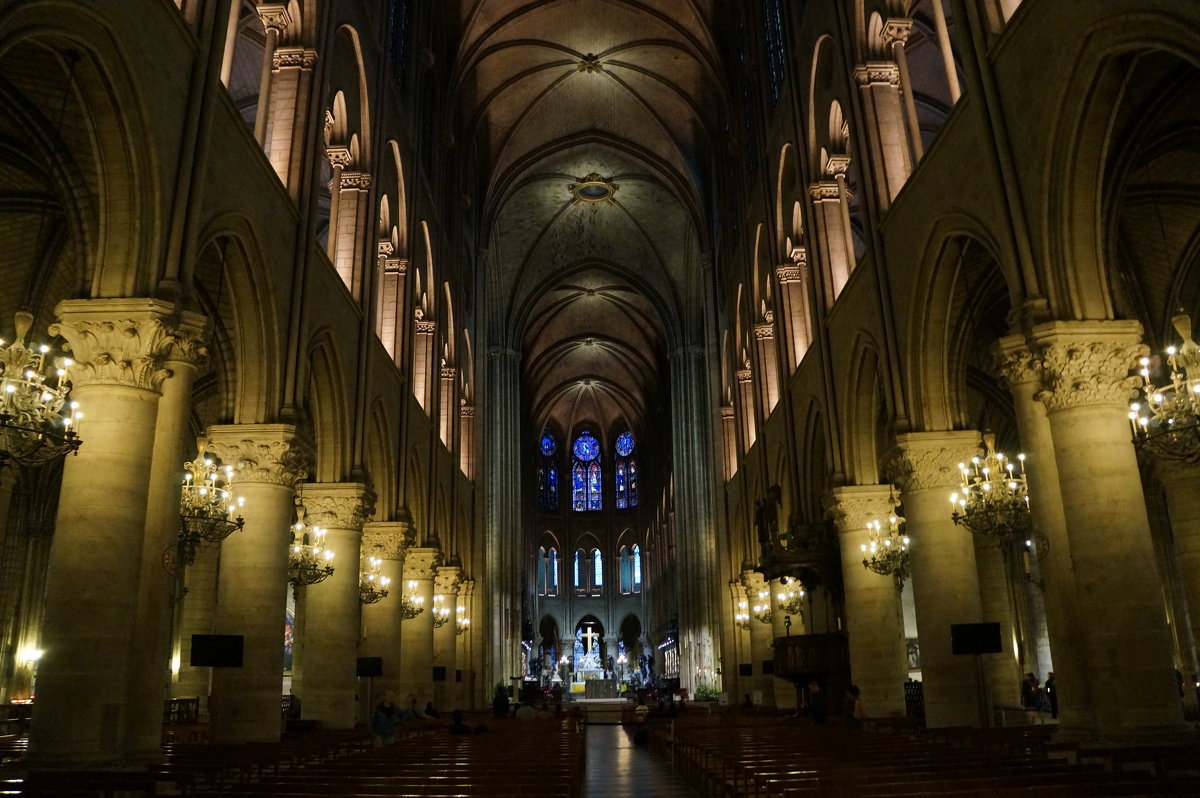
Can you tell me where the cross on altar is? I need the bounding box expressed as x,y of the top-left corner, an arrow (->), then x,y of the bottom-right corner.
581,626 -> 600,654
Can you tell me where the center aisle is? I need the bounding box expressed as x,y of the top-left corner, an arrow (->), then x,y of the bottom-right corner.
582,723 -> 696,797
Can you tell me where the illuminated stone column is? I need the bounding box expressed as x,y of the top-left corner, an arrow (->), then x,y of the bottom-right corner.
890,430 -> 985,728
826,485 -> 908,717
398,548 -> 439,707
752,319 -> 780,415
775,257 -> 812,369
172,540 -> 219,707
1155,463 -> 1200,670
32,299 -> 182,765
455,580 -> 476,708
433,565 -> 461,710
360,521 -> 414,700
853,59 -> 912,206
741,571 -> 775,704
1030,321 -> 1187,741
206,424 -> 309,744
265,45 -> 318,193
298,483 -> 373,728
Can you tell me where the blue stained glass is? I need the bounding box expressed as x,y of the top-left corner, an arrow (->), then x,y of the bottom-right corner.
615,462 -> 627,510
548,467 -> 558,510
572,463 -> 586,511
633,544 -> 642,591
587,462 -> 602,510
593,549 -> 603,586
628,460 -> 638,508
615,430 -> 634,457
540,431 -> 556,456
573,431 -> 600,461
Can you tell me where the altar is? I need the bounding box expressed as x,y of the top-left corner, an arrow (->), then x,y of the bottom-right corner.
584,679 -> 617,699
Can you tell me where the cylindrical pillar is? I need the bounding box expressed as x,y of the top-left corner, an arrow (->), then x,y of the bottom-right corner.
433,565 -> 461,711
253,5 -> 290,147
206,423 -> 309,744
827,485 -> 908,717
930,0 -> 962,102
172,539 -> 220,707
891,430 -> 985,728
398,548 -> 439,708
360,521 -> 413,713
1156,463 -> 1200,675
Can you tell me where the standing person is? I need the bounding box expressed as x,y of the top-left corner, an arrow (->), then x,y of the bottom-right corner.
492,685 -> 510,719
808,680 -> 827,726
842,685 -> 865,730
370,691 -> 402,747
1044,673 -> 1058,719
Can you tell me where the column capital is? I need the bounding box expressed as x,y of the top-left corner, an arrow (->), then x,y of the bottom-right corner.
739,570 -> 768,592
415,319 -> 436,334
457,579 -> 474,600
853,62 -> 901,87
882,17 -> 914,45
777,261 -> 805,282
384,257 -> 408,275
256,3 -> 292,32
735,368 -> 753,384
272,46 -> 317,70
299,482 -> 375,532
440,365 -> 456,380
888,430 -> 981,493
338,171 -> 371,190
993,333 -> 1040,388
205,423 -> 311,488
435,566 -> 462,595
326,146 -> 353,169
809,181 -> 841,200
460,403 -> 475,418
403,547 -> 441,580
719,404 -> 735,419
824,484 -> 895,533
1029,320 -> 1146,413
753,322 -> 774,340
50,298 -> 205,392
361,520 -> 415,560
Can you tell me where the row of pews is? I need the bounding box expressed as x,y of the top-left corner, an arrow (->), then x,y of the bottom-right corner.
645,714 -> 1200,797
0,712 -> 584,797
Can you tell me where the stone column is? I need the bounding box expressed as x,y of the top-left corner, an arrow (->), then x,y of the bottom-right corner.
776,256 -> 812,369
972,537 -> 1021,707
995,335 -> 1093,728
124,317 -> 208,759
930,0 -> 962,102
459,403 -> 475,480
439,365 -> 457,448
826,485 -> 908,717
810,179 -> 854,305
1030,321 -> 1187,741
398,547 -> 439,707
853,60 -> 912,206
484,347 -> 521,691
752,319 -> 780,415
31,299 -> 182,765
333,171 -> 371,300
172,540 -> 220,707
252,4 -> 290,147
360,521 -> 413,701
265,45 -> 318,193
456,579 -> 476,709
735,366 -> 756,450
298,483 -> 373,728
433,565 -> 461,710
1155,463 -> 1200,672
377,250 -> 407,362
890,430 -> 985,728
741,571 -> 775,704
206,424 -> 309,744
885,18 -> 924,164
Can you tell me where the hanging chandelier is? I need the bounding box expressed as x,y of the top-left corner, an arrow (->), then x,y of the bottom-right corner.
399,580 -> 425,620
949,433 -> 1030,544
178,441 -> 244,564
734,600 -> 750,631
1129,312 -> 1200,462
752,589 -> 773,624
775,577 -> 806,615
431,594 -> 452,628
288,502 -> 334,598
455,606 -> 470,635
861,495 -> 910,588
359,549 -> 390,605
0,312 -> 82,469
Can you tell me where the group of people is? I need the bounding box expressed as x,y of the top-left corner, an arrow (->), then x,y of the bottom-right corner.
780,680 -> 865,730
1020,672 -> 1058,719
368,692 -> 449,745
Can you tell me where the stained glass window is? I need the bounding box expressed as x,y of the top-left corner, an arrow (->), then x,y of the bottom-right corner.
572,431 -> 602,511
615,462 -> 627,509
615,431 -> 634,457
537,546 -> 547,596
619,545 -> 631,593
587,462 -> 602,510
614,430 -> 637,509
549,548 -> 558,595
572,462 -> 586,511
592,548 -> 603,593
632,544 -> 642,593
537,429 -> 559,511
540,432 -> 556,457
574,549 -> 584,594
573,431 -> 600,461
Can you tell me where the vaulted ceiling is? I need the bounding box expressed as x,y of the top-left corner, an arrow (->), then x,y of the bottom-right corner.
455,0 -> 725,439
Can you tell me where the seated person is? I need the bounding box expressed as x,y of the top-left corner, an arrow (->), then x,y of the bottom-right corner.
447,709 -> 472,734
514,701 -> 537,720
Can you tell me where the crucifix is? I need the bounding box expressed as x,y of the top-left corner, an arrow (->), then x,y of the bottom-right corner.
581,626 -> 600,655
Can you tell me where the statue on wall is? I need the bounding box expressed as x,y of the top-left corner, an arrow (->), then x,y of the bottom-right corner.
754,484 -> 782,558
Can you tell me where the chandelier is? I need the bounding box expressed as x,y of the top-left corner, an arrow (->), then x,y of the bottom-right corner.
288,502 -> 334,598
861,496 -> 910,588
949,433 -> 1030,544
399,580 -> 425,620
776,577 -> 806,615
1130,312 -> 1200,462
431,595 -> 452,628
0,312 -> 82,469
178,442 -> 244,564
359,549 -> 390,605
734,600 -> 750,631
455,606 -> 470,635
752,589 -> 773,624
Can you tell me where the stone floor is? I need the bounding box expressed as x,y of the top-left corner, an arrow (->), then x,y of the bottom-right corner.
583,722 -> 696,797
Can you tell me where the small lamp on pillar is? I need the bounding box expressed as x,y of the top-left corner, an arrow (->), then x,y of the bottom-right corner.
1130,312 -> 1200,463
359,548 -> 390,605
0,312 -> 82,471
949,433 -> 1031,545
398,580 -> 425,620
287,502 -> 334,600
734,600 -> 750,631
862,493 -> 911,588
177,441 -> 244,565
455,606 -> 470,635
775,577 -> 806,615
751,590 -> 773,624
431,595 -> 452,628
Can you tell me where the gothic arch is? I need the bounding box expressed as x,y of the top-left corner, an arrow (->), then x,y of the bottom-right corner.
304,330 -> 351,482
841,335 -> 887,485
363,399 -> 395,518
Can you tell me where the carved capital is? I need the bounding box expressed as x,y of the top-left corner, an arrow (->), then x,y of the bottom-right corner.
720,405 -> 735,420
460,403 -> 475,418
50,299 -> 199,392
257,3 -> 291,32
205,423 -> 311,487
740,569 -> 768,593
824,485 -> 895,533
457,579 -> 474,600
440,366 -> 456,380
853,62 -> 901,87
435,565 -> 462,596
272,47 -> 317,70
299,482 -> 375,532
882,17 -> 913,46
377,240 -> 395,258
361,520 -> 415,560
776,264 -> 804,283
339,171 -> 372,190
385,257 -> 408,275
403,547 -> 441,580
1029,321 -> 1146,413
825,154 -> 852,177
809,181 -> 841,201
993,334 -> 1040,389
735,368 -> 753,384
887,430 -> 981,493
326,146 -> 353,170
415,319 -> 436,334
753,322 -> 774,341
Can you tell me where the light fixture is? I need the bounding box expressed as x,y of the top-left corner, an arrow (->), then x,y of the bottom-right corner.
862,492 -> 911,588
288,502 -> 334,599
949,433 -> 1030,544
178,440 -> 244,565
776,577 -> 806,615
0,312 -> 82,470
1130,312 -> 1200,462
455,606 -> 470,635
399,580 -> 425,620
359,548 -> 390,605
752,590 -> 773,624
734,600 -> 750,631
431,594 -> 452,628
569,172 -> 617,202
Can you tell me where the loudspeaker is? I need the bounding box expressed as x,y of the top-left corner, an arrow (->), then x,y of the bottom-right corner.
432,666 -> 447,682
190,634 -> 244,667
738,663 -> 753,677
950,622 -> 1002,655
356,657 -> 383,677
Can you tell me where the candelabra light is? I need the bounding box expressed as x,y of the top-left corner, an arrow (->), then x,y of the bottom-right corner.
734,600 -> 750,631
861,496 -> 911,588
949,433 -> 1030,544
0,312 -> 82,470
359,549 -> 390,605
752,590 -> 773,624
288,502 -> 334,599
431,595 -> 452,628
1130,312 -> 1200,462
178,441 -> 244,565
399,580 -> 425,620
455,606 -> 470,635
776,577 -> 806,615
